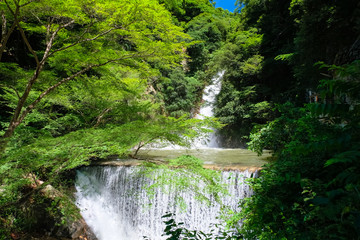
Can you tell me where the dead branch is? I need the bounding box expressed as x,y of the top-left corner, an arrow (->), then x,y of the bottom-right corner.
94,108 -> 112,127
0,4 -> 19,61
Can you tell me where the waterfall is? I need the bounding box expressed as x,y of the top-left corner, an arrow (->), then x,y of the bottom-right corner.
146,71 -> 225,150
74,70 -> 259,239
194,70 -> 225,148
75,166 -> 256,240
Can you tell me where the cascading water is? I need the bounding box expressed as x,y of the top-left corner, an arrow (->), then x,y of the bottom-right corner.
194,71 -> 225,148
145,70 -> 225,150
75,166 -> 257,240
75,71 -> 263,240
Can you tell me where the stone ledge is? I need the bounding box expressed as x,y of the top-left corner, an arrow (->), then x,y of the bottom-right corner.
92,159 -> 262,172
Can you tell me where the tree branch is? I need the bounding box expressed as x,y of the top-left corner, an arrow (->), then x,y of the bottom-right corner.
0,3 -> 19,61
20,0 -> 37,8
16,65 -> 95,126
1,11 -> 7,38
17,52 -> 154,127
5,0 -> 40,66
94,108 -> 112,127
0,84 -> 21,99
48,27 -> 117,57
16,21 -> 40,66
2,19 -> 74,139
31,10 -> 45,26
4,0 -> 16,16
41,19 -> 75,63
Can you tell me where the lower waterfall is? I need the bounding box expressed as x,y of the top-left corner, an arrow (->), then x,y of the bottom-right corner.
75,166 -> 257,240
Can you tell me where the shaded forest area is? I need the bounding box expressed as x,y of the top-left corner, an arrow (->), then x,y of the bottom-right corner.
1,0 -> 360,239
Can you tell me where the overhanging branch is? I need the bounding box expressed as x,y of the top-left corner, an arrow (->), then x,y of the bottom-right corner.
49,27 -> 117,57
17,51 -> 155,125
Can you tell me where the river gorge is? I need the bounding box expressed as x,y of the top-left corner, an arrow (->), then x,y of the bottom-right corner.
74,72 -> 268,239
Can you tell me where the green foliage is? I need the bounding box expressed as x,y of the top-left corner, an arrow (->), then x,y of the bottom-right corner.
212,0 -> 359,145
274,53 -> 294,62
159,0 -> 215,24
0,114 -> 220,236
238,61 -> 360,239
290,0 -> 359,84
0,0 -> 222,236
137,155 -> 227,209
2,115 -> 220,181
0,0 -> 191,141
158,68 -> 202,117
317,60 -> 360,103
185,11 -> 232,73
1,0 -> 358,238
161,212 -> 238,240
0,0 -> 197,150
237,0 -> 360,105
248,102 -> 328,155
207,26 -> 274,142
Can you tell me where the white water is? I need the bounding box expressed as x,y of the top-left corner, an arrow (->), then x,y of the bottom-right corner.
194,70 -> 225,148
74,71 -> 259,239
75,166 -> 256,240
144,71 -> 225,150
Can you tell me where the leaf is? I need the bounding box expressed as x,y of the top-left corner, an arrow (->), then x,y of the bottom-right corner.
162,212 -> 174,218
274,53 -> 294,61
325,150 -> 360,167
164,219 -> 175,225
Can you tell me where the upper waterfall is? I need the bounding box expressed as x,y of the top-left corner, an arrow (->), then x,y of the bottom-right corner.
73,69 -> 264,240
194,70 -> 225,148
146,71 -> 225,150
197,71 -> 224,120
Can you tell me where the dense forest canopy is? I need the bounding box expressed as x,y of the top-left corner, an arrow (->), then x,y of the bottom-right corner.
1,0 -> 360,239
0,0 -> 220,237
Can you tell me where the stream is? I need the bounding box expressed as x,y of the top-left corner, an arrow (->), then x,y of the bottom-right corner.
75,72 -> 268,239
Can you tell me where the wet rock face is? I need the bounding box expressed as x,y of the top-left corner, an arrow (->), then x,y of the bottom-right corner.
42,186 -> 98,240
17,208 -> 97,240
18,183 -> 97,240
54,217 -> 97,240
73,219 -> 98,239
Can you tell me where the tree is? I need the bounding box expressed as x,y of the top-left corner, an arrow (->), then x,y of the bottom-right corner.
0,0 -> 189,152
157,68 -> 202,117
159,0 -> 214,23
0,1 -> 227,236
185,10 -> 231,74
239,61 -> 360,239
